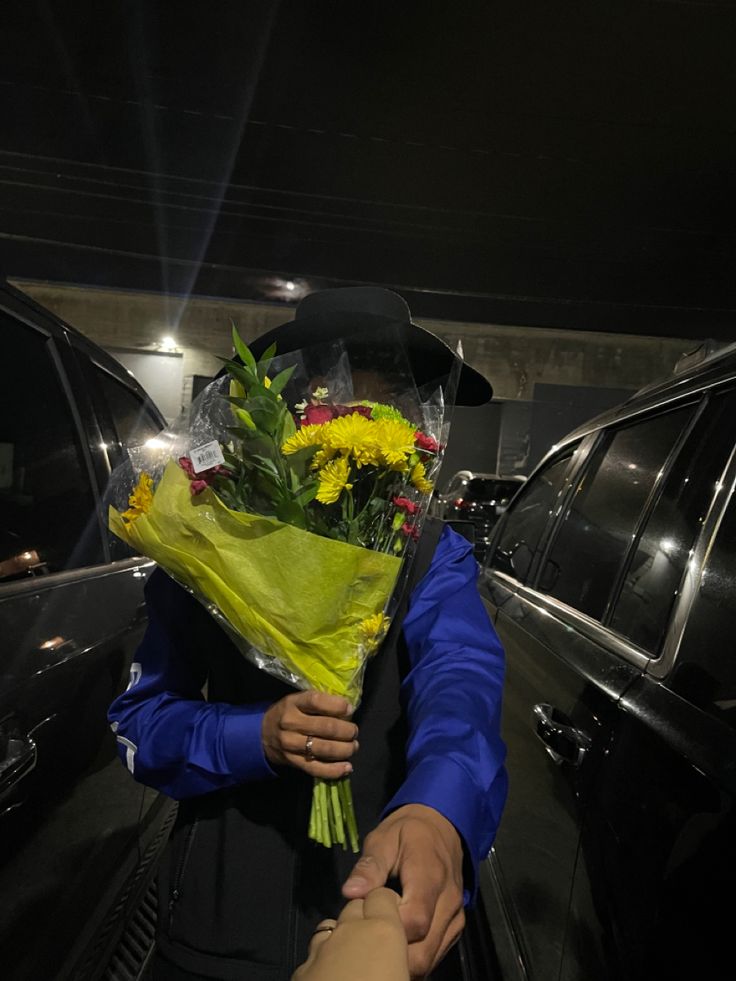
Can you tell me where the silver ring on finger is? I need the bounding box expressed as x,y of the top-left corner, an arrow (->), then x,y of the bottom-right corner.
305,735 -> 315,762
313,919 -> 337,936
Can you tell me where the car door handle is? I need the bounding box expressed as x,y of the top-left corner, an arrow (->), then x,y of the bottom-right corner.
533,703 -> 591,767
0,732 -> 37,796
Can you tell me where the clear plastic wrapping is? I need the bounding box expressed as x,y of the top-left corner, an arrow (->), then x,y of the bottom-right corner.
106,327 -> 463,848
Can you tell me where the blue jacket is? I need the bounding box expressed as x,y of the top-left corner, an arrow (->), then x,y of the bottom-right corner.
108,524 -> 507,900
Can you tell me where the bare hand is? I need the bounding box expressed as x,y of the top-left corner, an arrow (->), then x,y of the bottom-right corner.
292,888 -> 409,981
262,691 -> 358,780
341,805 -> 465,979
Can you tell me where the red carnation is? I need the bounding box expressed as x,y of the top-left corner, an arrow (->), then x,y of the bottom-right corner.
393,496 -> 420,516
303,404 -> 336,425
334,404 -> 373,419
414,432 -> 439,455
178,456 -> 230,496
401,521 -> 420,541
178,456 -> 196,478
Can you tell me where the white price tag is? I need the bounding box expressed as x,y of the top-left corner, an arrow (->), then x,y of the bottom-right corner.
189,440 -> 225,474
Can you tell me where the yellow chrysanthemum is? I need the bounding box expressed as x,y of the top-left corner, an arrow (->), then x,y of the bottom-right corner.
410,461 -> 434,495
311,446 -> 337,471
358,613 -> 392,654
321,414 -> 380,468
316,455 -> 353,505
281,424 -> 324,455
122,472 -> 155,523
373,418 -> 417,469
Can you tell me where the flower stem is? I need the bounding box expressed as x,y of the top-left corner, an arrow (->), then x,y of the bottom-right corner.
309,776 -> 359,853
339,776 -> 360,853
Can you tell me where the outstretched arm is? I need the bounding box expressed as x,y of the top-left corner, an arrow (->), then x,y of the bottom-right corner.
343,525 -> 508,977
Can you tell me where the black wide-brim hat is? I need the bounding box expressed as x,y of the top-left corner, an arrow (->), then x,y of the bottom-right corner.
247,287 -> 493,406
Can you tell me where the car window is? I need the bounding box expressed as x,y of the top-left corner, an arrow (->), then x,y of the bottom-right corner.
610,388 -> 736,653
494,480 -> 523,503
670,475 -> 736,732
84,363 -> 163,562
488,451 -> 574,582
539,403 -> 696,622
463,478 -> 520,502
466,479 -> 495,500
94,366 -> 163,448
0,316 -> 103,583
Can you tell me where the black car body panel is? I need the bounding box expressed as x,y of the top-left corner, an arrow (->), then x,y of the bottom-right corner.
1,281 -> 174,980
476,344 -> 736,981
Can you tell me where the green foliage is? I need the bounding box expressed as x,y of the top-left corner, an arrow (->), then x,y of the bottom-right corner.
214,328 -> 317,528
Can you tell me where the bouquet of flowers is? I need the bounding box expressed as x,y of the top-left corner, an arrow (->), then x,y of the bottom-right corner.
107,327 -> 454,852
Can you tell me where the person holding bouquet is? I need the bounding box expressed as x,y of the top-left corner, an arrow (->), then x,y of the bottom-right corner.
108,287 -> 508,981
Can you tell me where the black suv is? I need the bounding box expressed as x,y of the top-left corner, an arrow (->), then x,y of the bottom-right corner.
1,282 -> 175,980
435,471 -> 526,561
475,344 -> 736,981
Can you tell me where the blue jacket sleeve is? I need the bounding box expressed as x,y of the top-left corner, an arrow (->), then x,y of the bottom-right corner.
383,525 -> 508,903
107,569 -> 275,799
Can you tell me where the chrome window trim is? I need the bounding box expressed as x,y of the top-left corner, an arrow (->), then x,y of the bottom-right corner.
525,432 -> 600,586
540,369 -> 736,467
0,294 -> 57,338
599,394 -> 706,627
492,385 -> 736,681
486,569 -> 653,671
0,557 -> 155,599
484,436 -> 595,583
649,436 -> 736,681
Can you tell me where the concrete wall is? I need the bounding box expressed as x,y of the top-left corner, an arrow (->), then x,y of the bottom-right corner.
12,279 -> 702,477
421,318 -> 698,401
14,279 -> 697,396
13,281 -> 291,407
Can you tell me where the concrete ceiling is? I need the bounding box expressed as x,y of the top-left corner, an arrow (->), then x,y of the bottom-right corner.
2,1 -> 736,339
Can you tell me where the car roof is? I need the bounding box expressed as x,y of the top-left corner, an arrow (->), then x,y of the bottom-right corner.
557,342 -> 736,449
0,278 -> 158,408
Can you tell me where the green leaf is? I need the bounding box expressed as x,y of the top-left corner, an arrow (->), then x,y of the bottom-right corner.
284,444 -> 318,477
247,396 -> 281,432
261,341 -> 277,361
268,364 -> 296,396
256,343 -> 277,381
231,323 -> 256,371
280,409 -> 297,443
275,497 -> 307,528
249,453 -> 280,476
225,425 -> 257,441
293,484 -> 318,507
223,360 -> 258,392
235,408 -> 257,430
